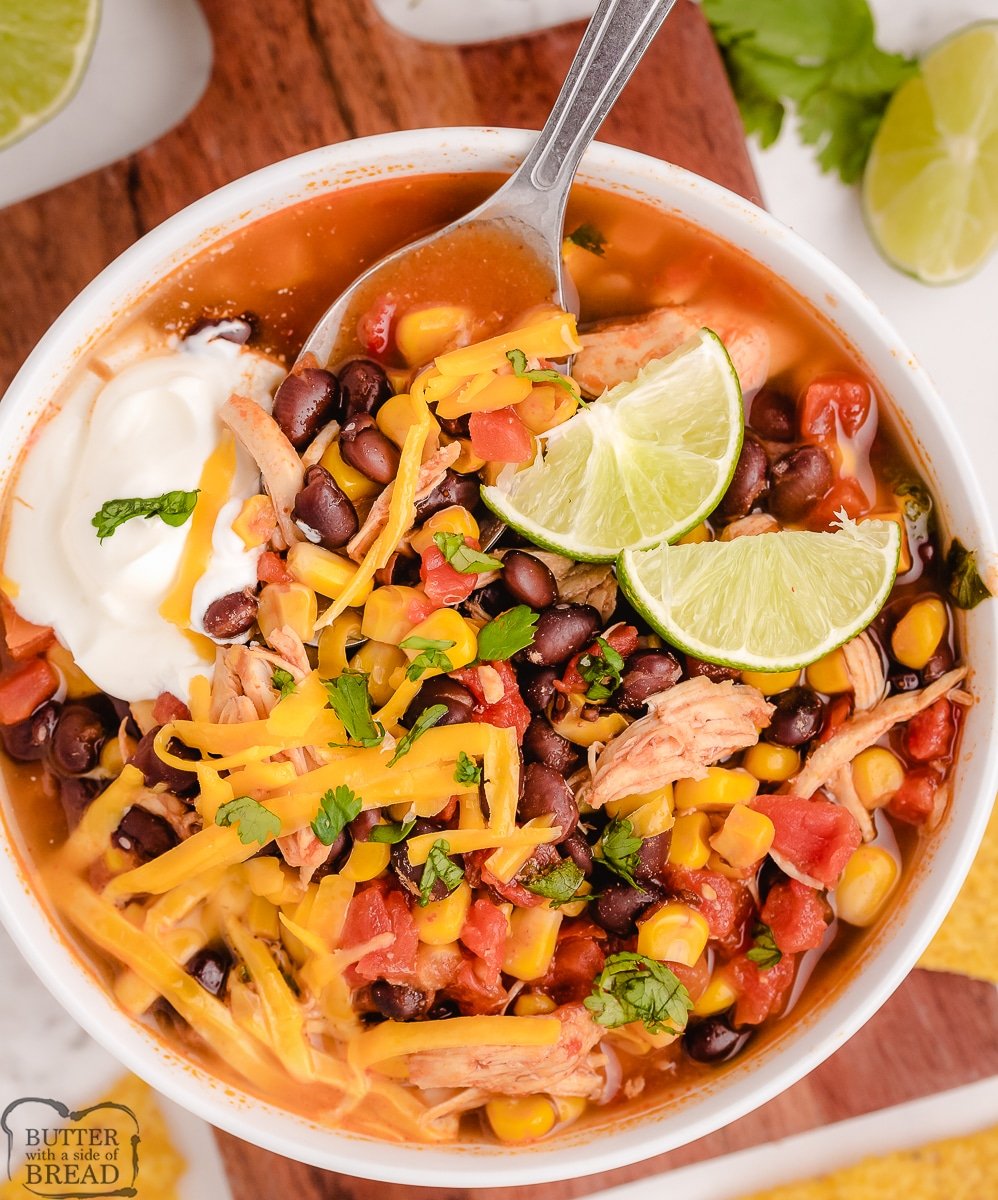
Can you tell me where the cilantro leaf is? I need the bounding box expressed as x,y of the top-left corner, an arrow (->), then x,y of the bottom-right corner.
506,348 -> 577,395
454,750 -> 483,786
215,796 -> 281,846
388,704 -> 448,767
945,539 -> 992,610
323,671 -> 385,747
578,636 -> 626,702
746,922 -> 783,970
92,489 -> 199,542
400,634 -> 455,682
310,785 -> 362,846
585,951 -> 693,1035
271,667 -> 297,699
370,817 -> 416,844
596,818 -> 643,888
524,858 -> 586,906
565,223 -> 607,256
418,838 -> 464,906
476,605 -> 538,662
432,531 -> 503,575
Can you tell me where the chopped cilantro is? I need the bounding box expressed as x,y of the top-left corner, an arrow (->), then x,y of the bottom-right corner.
454,751 -> 483,786
388,704 -> 448,767
418,838 -> 464,906
432,531 -> 503,575
945,539 -> 992,610
578,636 -> 625,702
214,796 -> 281,846
476,605 -> 538,662
746,922 -> 783,970
524,858 -> 586,906
565,223 -> 607,256
399,634 -> 455,682
310,785 -> 362,846
271,667 -> 297,699
323,671 -> 385,747
596,818 -> 643,888
370,817 -> 416,845
585,951 -> 693,1034
506,348 -> 576,395
92,489 -> 199,542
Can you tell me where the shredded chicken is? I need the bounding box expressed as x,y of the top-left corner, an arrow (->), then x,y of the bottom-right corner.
720,514 -> 780,540
346,440 -> 460,562
841,631 -> 885,712
524,550 -> 618,622
791,667 -> 969,798
420,1089 -> 489,1140
127,789 -> 199,842
408,1004 -> 605,1098
220,392 -> 304,549
828,764 -> 876,842
259,626 -> 311,677
276,826 -> 333,878
574,305 -> 770,399
587,677 -> 773,808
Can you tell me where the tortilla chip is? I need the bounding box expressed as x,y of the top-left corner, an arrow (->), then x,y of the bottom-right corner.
739,1123 -> 998,1199
920,798 -> 998,983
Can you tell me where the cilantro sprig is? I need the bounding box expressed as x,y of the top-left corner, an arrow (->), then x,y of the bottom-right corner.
432,531 -> 503,575
945,539 -> 992,610
370,818 -> 416,845
92,489 -> 199,542
419,838 -> 464,906
596,818 -> 643,888
271,667 -> 297,699
388,704 -> 448,767
400,635 -> 455,682
746,922 -> 783,970
585,952 -> 693,1035
506,348 -> 576,396
214,796 -> 281,846
310,785 -> 362,847
578,636 -> 625,702
454,751 -> 482,786
565,223 -> 607,256
476,605 -> 538,662
323,672 -> 385,747
524,859 -> 586,907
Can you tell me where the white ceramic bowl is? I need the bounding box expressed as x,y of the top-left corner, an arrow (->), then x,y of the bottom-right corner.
0,129 -> 995,1185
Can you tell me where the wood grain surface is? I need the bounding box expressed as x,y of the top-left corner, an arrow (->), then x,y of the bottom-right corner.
0,1 -> 993,1196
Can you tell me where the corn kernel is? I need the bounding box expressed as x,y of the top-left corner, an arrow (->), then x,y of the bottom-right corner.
319,440 -> 380,502
412,881 -> 471,945
513,992 -> 557,1017
551,1096 -> 588,1125
443,435 -> 487,474
851,746 -> 905,809
678,521 -> 712,545
502,905 -> 562,981
257,582 -> 317,644
339,840 -> 391,883
741,668 -> 800,696
517,384 -> 579,434
99,736 -> 130,777
675,767 -> 759,812
606,785 -> 674,836
636,902 -> 709,966
246,895 -> 280,940
709,804 -> 775,868
836,845 -> 898,926
806,647 -> 850,694
287,542 -> 371,604
348,639 -> 408,706
402,608 -> 478,669
409,505 -> 480,556
376,391 -> 440,449
437,372 -> 532,420
46,641 -> 100,699
668,811 -> 712,869
706,850 -> 753,879
486,1096 -> 556,1144
692,970 -> 739,1017
552,695 -> 628,747
742,742 -> 800,783
317,612 -> 362,678
555,879 -> 593,919
396,305 -> 471,366
891,597 -> 948,670
232,494 -> 277,549
361,586 -> 429,645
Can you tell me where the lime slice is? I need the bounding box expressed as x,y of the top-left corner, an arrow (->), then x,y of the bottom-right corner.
0,0 -> 101,150
618,518 -> 901,672
863,23 -> 998,284
481,329 -> 743,562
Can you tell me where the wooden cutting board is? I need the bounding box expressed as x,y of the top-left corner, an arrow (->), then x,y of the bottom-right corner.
0,2 -> 995,1196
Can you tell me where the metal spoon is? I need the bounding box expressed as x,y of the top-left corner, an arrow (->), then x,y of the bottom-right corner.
294,0 -> 678,371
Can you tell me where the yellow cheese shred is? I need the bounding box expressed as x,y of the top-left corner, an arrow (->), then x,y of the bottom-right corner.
349,1015 -> 561,1070
60,765 -> 146,872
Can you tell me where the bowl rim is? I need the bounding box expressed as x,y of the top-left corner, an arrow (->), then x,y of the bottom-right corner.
0,126 -> 995,1185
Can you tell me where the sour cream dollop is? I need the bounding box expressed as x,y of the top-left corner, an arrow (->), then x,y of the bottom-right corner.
4,341 -> 283,702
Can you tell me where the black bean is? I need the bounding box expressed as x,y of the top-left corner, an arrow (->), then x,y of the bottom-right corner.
339,413 -> 400,484
521,666 -> 559,715
183,313 -> 256,346
889,669 -> 922,695
376,549 -> 422,588
108,697 -> 142,740
684,1016 -> 753,1063
0,700 -> 59,762
112,807 -> 178,862
273,367 -> 339,450
756,857 -> 790,903
404,676 -> 475,727
522,716 -> 580,775
592,882 -> 662,937
414,469 -> 480,521
502,551 -> 558,608
392,821 -> 449,901
518,762 -> 579,841
922,640 -> 954,684
770,445 -> 832,521
369,980 -> 430,1021
338,359 -> 392,420
633,833 -> 671,885
749,387 -> 796,442
293,464 -> 359,549
685,654 -> 739,682
472,579 -> 511,616
186,947 -> 231,997
765,685 -> 825,747
49,704 -> 106,775
616,649 -> 682,714
58,777 -> 101,830
311,832 -> 349,880
718,435 -> 770,519
349,808 -> 381,843
523,604 -> 601,667
202,590 -> 258,640
129,727 -> 199,795
563,832 -> 594,878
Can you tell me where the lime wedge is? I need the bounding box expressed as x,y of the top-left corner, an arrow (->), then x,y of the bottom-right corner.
0,0 -> 101,150
618,518 -> 901,672
481,329 -> 743,562
863,23 -> 998,284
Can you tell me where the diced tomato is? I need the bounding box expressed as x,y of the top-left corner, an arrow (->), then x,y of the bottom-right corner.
751,794 -> 862,887
448,956 -> 509,1015
341,885 -> 418,985
663,865 -> 753,944
463,848 -> 544,907
816,695 -> 852,743
761,879 -> 828,954
460,898 -> 507,976
888,767 -> 939,825
153,691 -> 191,724
669,954 -> 710,1004
807,476 -> 870,530
539,936 -> 606,1005
903,698 -> 955,763
559,624 -> 640,695
357,295 -> 396,357
0,658 -> 58,726
728,952 -> 796,1026
468,407 -> 533,463
800,374 -> 874,440
419,544 -> 476,606
257,551 -> 293,584
0,598 -> 54,661
453,660 -> 531,740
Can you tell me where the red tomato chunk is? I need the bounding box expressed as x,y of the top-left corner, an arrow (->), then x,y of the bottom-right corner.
419,545 -> 476,606
903,698 -> 955,763
800,374 -> 873,440
468,407 -> 532,463
453,660 -> 531,740
888,767 -> 939,825
751,794 -> 861,888
341,885 -> 418,985
0,658 -> 58,726
761,879 -> 828,954
664,865 -> 752,944
729,952 -> 797,1027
